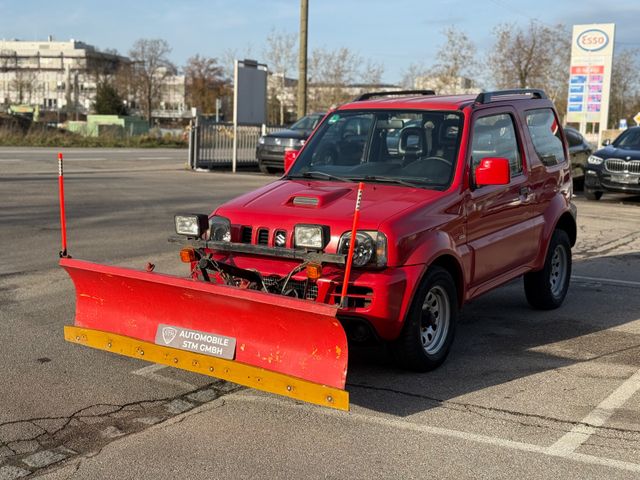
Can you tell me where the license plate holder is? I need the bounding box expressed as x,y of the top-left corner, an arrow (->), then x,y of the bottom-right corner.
610,174 -> 639,184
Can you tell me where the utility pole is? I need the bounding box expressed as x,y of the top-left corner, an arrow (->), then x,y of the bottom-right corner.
297,0 -> 308,118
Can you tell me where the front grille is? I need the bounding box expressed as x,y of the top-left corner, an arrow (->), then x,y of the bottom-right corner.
241,226 -> 252,243
605,158 -> 640,174
257,228 -> 269,245
263,275 -> 318,300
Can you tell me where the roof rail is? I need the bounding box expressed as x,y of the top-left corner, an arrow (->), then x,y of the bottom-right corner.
354,90 -> 436,102
474,89 -> 547,104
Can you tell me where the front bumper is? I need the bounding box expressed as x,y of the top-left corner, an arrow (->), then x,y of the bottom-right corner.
256,145 -> 286,168
585,168 -> 640,194
172,238 -> 421,341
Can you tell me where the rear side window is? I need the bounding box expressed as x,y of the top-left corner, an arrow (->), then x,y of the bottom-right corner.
471,113 -> 522,177
525,109 -> 567,166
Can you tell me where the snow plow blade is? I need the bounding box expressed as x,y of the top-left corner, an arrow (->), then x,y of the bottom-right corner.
61,257 -> 349,411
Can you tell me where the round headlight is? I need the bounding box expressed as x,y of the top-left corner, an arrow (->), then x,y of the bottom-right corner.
342,232 -> 374,267
208,216 -> 231,242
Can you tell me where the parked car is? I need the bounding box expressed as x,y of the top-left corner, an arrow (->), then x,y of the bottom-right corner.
256,113 -> 325,174
563,126 -> 592,189
182,88 -> 576,374
584,126 -> 640,200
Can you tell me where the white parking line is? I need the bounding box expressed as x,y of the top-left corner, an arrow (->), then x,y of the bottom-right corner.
547,369 -> 640,455
131,363 -> 197,390
137,156 -> 173,160
573,275 -> 640,287
229,394 -> 640,474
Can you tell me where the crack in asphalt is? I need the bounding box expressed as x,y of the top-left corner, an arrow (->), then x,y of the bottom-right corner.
0,382 -> 242,477
347,383 -> 640,442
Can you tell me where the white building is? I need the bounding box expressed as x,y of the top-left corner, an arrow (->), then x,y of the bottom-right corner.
0,38 -> 127,115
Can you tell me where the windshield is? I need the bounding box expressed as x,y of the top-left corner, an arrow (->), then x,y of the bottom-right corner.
290,115 -> 322,131
287,110 -> 463,189
613,128 -> 640,150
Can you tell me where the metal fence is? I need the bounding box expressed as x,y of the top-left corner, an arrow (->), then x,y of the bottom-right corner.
189,118 -> 283,170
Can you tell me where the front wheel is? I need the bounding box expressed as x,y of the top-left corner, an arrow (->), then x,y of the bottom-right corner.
524,229 -> 572,310
391,266 -> 458,371
584,189 -> 602,201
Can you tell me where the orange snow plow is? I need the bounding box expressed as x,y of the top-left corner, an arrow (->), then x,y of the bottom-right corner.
57,154 -> 352,411
62,258 -> 348,410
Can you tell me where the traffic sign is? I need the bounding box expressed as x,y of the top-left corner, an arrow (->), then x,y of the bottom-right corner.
634,112 -> 640,126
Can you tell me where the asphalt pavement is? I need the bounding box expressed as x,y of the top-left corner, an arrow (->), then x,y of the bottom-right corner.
1,147 -> 639,479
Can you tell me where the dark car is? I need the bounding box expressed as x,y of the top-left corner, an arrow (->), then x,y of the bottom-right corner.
563,126 -> 593,189
584,126 -> 640,200
256,113 -> 324,173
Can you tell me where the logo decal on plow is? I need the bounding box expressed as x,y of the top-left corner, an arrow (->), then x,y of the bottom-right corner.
162,327 -> 177,344
155,324 -> 236,360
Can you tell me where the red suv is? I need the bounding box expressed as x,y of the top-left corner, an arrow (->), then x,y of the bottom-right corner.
177,89 -> 577,371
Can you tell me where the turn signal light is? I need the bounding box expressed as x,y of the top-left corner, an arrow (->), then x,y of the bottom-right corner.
306,263 -> 322,280
179,247 -> 196,263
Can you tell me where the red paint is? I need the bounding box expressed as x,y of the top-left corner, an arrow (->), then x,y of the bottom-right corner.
60,257 -> 347,389
475,157 -> 510,186
284,149 -> 299,173
57,152 -> 68,257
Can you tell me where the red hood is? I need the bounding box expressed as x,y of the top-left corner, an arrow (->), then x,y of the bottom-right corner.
215,179 -> 446,234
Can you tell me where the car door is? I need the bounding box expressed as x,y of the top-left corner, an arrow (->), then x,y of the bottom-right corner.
465,108 -> 543,287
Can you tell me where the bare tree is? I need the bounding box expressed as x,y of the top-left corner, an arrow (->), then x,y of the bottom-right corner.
400,63 -> 429,89
184,55 -> 227,115
10,69 -> 37,104
430,26 -> 478,93
128,38 -> 175,123
609,48 -> 640,128
362,60 -> 384,85
489,21 -> 570,113
263,29 -> 297,124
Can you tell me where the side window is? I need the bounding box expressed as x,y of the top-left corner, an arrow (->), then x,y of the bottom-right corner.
525,109 -> 567,166
471,113 -> 522,177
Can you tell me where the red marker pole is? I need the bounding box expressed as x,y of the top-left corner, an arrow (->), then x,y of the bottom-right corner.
340,182 -> 364,308
58,152 -> 68,257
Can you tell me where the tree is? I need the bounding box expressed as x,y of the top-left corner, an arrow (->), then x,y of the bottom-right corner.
184,55 -> 227,115
263,30 -> 297,124
429,26 -> 478,93
489,21 -> 570,114
94,81 -> 127,115
10,69 -> 36,104
128,38 -> 175,123
609,48 -> 640,129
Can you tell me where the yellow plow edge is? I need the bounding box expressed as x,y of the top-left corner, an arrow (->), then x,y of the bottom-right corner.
65,326 -> 349,411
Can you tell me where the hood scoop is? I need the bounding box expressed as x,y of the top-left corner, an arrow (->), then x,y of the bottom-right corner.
292,196 -> 320,207
287,187 -> 352,208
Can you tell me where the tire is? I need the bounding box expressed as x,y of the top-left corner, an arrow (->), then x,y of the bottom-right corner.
524,229 -> 571,310
391,266 -> 458,371
584,189 -> 602,201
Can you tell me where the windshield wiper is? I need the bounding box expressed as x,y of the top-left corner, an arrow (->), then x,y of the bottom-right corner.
355,175 -> 422,188
290,171 -> 354,182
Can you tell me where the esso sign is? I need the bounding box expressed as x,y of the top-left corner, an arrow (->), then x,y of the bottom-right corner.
577,29 -> 609,52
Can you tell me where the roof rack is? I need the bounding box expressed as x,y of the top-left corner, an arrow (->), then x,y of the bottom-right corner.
354,90 -> 436,102
474,89 -> 547,104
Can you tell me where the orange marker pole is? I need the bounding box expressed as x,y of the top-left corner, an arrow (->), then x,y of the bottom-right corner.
340,182 -> 364,308
58,152 -> 69,257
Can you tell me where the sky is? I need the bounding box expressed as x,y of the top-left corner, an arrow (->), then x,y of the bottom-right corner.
1,0 -> 639,84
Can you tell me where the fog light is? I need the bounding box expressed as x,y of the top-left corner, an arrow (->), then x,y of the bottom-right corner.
175,214 -> 208,237
294,224 -> 326,249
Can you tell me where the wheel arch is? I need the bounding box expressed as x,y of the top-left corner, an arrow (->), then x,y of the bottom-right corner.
555,211 -> 577,247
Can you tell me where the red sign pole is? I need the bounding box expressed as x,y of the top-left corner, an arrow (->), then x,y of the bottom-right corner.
58,152 -> 69,258
340,182 -> 364,308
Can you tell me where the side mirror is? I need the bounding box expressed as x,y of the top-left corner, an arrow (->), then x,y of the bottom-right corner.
284,149 -> 299,173
602,138 -> 611,147
475,157 -> 510,187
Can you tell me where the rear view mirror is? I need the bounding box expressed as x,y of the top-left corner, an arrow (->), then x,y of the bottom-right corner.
284,149 -> 299,173
475,157 -> 510,186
